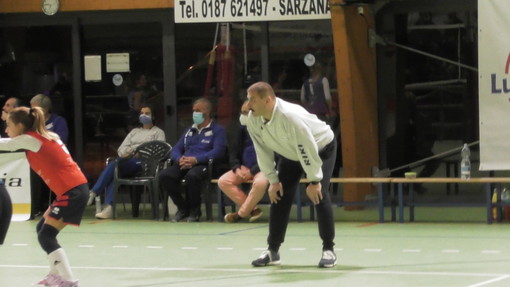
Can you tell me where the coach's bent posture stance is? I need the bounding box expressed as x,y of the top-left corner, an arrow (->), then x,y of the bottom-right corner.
246,81 -> 337,268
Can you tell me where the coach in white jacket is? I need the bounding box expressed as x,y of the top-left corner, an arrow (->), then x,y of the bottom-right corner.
246,81 -> 337,268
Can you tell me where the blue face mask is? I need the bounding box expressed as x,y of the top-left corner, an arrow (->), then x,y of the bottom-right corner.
139,114 -> 152,125
193,111 -> 205,125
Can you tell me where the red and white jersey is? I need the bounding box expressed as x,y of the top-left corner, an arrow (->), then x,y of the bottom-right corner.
0,131 -> 87,197
25,132 -> 87,196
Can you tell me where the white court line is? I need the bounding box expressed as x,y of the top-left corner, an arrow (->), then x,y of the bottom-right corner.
112,245 -> 128,248
253,247 -> 266,251
78,245 -> 95,248
11,243 -> 28,247
465,275 -> 510,287
402,249 -> 421,253
441,249 -> 460,253
216,247 -> 233,250
481,250 -> 501,254
146,246 -> 163,249
289,248 -> 306,251
182,247 -> 198,250
364,248 -> 382,252
1,264 -> 509,278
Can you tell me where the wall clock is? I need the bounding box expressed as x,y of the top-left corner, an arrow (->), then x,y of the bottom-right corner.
42,0 -> 60,16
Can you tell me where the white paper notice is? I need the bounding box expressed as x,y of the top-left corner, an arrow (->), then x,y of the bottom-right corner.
106,53 -> 130,73
84,55 -> 102,82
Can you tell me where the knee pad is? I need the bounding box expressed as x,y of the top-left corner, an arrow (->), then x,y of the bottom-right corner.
37,224 -> 61,254
35,218 -> 44,233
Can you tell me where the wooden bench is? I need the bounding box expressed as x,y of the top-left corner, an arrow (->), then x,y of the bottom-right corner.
210,178 -> 394,223
391,177 -> 510,224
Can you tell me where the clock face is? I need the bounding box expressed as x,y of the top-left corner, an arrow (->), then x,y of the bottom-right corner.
42,0 -> 60,16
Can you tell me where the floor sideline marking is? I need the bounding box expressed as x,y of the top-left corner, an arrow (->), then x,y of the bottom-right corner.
0,264 -> 509,278
465,275 -> 510,287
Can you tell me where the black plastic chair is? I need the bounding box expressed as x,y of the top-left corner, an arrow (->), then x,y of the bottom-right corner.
111,140 -> 172,220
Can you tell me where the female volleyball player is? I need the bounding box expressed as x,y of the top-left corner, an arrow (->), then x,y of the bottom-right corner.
0,107 -> 88,287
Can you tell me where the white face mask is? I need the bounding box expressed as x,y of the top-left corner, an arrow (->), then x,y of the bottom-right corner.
239,114 -> 248,126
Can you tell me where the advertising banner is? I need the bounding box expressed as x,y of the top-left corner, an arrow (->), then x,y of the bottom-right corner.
175,0 -> 331,23
0,152 -> 31,221
478,0 -> 510,170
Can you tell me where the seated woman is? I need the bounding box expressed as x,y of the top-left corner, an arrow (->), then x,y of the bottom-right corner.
89,104 -> 166,219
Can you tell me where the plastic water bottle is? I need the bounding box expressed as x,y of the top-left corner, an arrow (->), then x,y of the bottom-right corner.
95,196 -> 101,214
460,143 -> 471,179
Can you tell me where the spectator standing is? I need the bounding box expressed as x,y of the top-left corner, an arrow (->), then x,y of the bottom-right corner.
300,62 -> 332,122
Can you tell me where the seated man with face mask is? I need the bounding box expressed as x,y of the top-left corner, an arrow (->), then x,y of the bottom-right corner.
88,104 -> 166,219
159,97 -> 227,222
219,100 -> 269,223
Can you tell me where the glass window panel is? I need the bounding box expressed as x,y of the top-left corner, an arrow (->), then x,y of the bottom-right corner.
268,20 -> 337,124
81,22 -> 163,181
175,23 -> 262,131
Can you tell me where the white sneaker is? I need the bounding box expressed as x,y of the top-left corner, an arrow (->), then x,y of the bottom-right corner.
251,249 -> 281,267
318,250 -> 337,268
95,204 -> 113,219
86,191 -> 96,206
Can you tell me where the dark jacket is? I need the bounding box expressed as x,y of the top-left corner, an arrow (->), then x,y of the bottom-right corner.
171,121 -> 227,164
229,124 -> 260,175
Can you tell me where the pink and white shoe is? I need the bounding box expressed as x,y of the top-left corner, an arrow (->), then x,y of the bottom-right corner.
36,274 -> 79,287
58,279 -> 79,287
37,274 -> 63,286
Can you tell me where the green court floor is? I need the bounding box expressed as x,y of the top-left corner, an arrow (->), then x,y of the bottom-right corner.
1,205 -> 510,287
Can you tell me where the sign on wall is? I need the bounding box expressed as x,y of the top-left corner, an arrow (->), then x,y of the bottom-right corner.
106,53 -> 130,73
175,0 -> 331,23
479,0 -> 510,170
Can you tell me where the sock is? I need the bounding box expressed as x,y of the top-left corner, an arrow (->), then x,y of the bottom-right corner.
48,255 -> 58,275
48,248 -> 74,281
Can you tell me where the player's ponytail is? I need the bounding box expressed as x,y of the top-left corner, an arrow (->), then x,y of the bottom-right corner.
9,107 -> 59,141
